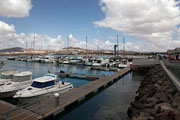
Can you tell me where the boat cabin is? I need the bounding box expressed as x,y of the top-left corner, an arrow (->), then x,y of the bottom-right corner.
31,75 -> 57,88
0,71 -> 18,79
12,71 -> 32,82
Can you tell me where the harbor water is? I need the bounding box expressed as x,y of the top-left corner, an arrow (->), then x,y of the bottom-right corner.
2,60 -> 114,88
57,73 -> 140,120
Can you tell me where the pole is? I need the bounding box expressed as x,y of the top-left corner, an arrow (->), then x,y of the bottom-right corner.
117,35 -> 119,57
26,42 -> 27,53
86,36 -> 88,56
67,35 -> 69,54
123,37 -> 125,58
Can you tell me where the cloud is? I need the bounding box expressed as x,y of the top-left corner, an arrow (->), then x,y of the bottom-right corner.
68,34 -> 79,47
0,0 -> 32,17
0,21 -> 15,34
0,21 -> 64,50
94,0 -> 180,51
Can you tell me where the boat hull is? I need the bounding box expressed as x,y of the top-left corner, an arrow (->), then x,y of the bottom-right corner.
16,87 -> 73,104
0,90 -> 17,98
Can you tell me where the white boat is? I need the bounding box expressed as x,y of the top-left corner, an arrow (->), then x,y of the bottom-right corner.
69,57 -> 84,65
62,57 -> 70,64
31,57 -> 40,62
14,74 -> 73,104
118,59 -> 130,68
85,58 -> 95,66
41,55 -> 56,63
0,71 -> 33,98
92,58 -> 109,67
0,70 -> 19,85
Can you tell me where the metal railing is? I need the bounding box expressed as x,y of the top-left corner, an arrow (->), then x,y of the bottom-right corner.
162,59 -> 180,80
160,59 -> 180,92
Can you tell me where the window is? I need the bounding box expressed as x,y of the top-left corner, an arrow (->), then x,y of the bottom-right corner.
31,81 -> 55,88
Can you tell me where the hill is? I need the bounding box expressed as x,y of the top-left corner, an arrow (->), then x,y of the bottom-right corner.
0,47 -> 24,52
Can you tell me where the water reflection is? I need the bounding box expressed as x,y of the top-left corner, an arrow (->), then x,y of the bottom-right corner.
2,60 -> 114,87
57,73 -> 141,120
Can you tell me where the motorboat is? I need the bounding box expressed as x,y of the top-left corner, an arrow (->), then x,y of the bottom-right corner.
62,57 -> 70,64
0,71 -> 33,98
41,55 -> 56,63
118,59 -> 130,68
69,57 -> 84,65
92,58 -> 109,67
31,56 -> 41,62
0,70 -> 19,85
14,74 -> 73,104
7,57 -> 16,60
85,58 -> 95,66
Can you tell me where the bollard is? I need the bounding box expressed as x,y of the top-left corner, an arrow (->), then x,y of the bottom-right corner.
54,93 -> 59,106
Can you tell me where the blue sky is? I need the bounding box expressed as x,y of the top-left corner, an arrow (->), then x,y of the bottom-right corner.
0,0 -> 180,51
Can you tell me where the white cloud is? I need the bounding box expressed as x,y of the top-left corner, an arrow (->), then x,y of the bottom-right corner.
0,21 -> 15,34
68,34 -> 79,47
0,0 -> 32,17
0,21 -> 64,50
94,0 -> 180,51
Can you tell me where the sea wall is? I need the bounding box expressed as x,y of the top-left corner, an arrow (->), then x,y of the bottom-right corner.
128,65 -> 180,120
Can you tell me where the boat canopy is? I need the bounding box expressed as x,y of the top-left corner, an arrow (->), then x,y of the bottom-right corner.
31,80 -> 55,88
13,71 -> 32,82
0,71 -> 18,79
45,74 -> 57,78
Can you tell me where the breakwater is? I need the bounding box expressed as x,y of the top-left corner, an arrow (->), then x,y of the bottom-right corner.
128,65 -> 180,120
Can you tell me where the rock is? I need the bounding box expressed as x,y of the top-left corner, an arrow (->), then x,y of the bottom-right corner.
132,116 -> 154,120
144,97 -> 158,108
174,110 -> 180,120
172,96 -> 180,108
155,93 -> 169,103
155,110 -> 174,120
155,103 -> 174,113
175,92 -> 180,97
127,65 -> 179,120
127,107 -> 139,118
157,79 -> 163,85
131,101 -> 145,110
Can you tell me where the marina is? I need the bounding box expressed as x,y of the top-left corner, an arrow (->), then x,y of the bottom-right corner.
0,0 -> 180,119
0,59 -> 131,120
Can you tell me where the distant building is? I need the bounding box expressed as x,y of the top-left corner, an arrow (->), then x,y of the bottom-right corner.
167,49 -> 175,55
175,48 -> 180,54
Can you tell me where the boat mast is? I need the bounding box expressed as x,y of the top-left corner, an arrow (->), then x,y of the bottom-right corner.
67,35 -> 69,55
26,42 -> 27,54
86,36 -> 88,57
117,35 -> 119,57
33,33 -> 35,55
123,37 -> 125,58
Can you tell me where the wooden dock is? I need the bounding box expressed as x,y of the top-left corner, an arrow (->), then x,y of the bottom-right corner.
90,66 -> 118,71
0,67 -> 130,120
58,72 -> 100,80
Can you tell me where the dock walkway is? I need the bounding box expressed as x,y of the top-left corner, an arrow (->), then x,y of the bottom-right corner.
0,67 -> 130,120
58,72 -> 100,80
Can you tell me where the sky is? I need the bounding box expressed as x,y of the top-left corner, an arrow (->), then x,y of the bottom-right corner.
0,0 -> 180,52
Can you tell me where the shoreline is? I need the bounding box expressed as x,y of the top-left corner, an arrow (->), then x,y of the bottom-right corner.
128,65 -> 180,120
